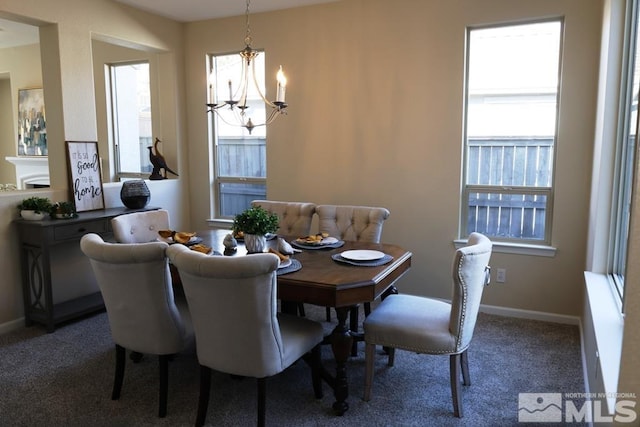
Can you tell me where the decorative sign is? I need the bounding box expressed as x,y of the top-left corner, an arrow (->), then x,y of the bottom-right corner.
66,141 -> 104,212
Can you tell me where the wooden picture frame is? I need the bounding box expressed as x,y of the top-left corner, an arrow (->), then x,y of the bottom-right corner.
66,141 -> 104,212
18,88 -> 47,156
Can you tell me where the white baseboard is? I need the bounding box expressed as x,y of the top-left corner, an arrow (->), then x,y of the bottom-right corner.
479,303 -> 581,325
0,317 -> 26,335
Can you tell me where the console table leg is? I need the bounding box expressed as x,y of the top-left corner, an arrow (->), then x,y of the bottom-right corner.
330,306 -> 352,415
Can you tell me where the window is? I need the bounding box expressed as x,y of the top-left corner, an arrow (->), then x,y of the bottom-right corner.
107,62 -> 153,180
610,0 -> 640,307
462,20 -> 563,244
208,52 -> 267,219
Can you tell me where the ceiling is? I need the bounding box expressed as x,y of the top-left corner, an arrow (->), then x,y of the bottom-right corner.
0,1 -> 339,49
0,18 -> 39,49
113,0 -> 339,22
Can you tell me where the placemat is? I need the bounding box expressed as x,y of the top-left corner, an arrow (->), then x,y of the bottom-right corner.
290,240 -> 345,250
277,258 -> 302,275
331,253 -> 394,267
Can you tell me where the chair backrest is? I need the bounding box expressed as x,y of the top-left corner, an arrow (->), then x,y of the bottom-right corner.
166,244 -> 287,378
80,233 -> 187,355
111,209 -> 170,243
316,204 -> 390,243
251,200 -> 316,237
449,232 -> 492,352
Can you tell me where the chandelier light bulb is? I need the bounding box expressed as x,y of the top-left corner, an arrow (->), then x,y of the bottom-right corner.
276,66 -> 287,103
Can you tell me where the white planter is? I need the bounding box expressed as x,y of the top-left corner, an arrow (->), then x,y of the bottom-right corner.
21,210 -> 46,221
244,234 -> 267,253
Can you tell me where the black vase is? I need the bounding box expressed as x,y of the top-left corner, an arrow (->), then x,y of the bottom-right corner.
120,180 -> 150,209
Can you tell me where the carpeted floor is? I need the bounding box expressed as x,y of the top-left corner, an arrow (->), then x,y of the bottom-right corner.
0,306 -> 585,426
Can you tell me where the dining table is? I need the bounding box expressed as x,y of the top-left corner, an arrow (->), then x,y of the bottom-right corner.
190,229 -> 413,416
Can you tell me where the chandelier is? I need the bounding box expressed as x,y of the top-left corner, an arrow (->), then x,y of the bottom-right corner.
206,0 -> 288,134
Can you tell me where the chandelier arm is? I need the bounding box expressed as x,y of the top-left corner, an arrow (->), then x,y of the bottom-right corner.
249,55 -> 271,106
213,107 -> 249,128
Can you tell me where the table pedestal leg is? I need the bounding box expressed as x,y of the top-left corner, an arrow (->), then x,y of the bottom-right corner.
331,306 -> 352,415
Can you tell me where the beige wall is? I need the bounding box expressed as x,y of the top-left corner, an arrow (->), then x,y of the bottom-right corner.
185,0 -> 602,315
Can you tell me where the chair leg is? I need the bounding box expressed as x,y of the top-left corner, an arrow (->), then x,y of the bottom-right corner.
112,344 -> 126,400
196,365 -> 211,427
311,345 -> 323,399
363,342 -> 375,401
450,354 -> 463,418
387,347 -> 395,366
325,307 -> 331,322
158,355 -> 169,418
257,377 -> 266,427
461,349 -> 470,386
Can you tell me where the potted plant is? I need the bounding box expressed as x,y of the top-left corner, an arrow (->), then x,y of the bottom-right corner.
232,206 -> 279,253
49,201 -> 78,219
18,196 -> 53,221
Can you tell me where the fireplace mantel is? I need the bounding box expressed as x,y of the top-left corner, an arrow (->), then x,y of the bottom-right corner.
5,156 -> 50,188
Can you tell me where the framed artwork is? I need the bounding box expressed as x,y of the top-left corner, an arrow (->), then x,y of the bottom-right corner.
66,141 -> 104,212
18,88 -> 47,156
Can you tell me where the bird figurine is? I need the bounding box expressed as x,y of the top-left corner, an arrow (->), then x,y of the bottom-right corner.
223,233 -> 238,250
277,237 -> 294,255
148,137 -> 179,180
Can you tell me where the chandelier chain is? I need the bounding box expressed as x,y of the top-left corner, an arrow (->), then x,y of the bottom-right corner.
244,0 -> 252,47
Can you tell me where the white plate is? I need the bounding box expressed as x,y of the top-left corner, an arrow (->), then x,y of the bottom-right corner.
321,237 -> 339,244
278,258 -> 292,269
340,249 -> 385,261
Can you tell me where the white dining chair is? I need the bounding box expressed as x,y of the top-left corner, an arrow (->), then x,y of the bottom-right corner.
166,244 -> 324,427
111,209 -> 170,243
80,233 -> 193,418
250,200 -> 316,237
363,232 -> 492,417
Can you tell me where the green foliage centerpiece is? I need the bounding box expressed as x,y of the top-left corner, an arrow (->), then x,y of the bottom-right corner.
18,196 -> 52,220
232,206 -> 279,253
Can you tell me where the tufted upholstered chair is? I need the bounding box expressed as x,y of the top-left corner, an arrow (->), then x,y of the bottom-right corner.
316,204 -> 390,243
250,200 -> 316,237
111,209 -> 170,243
363,232 -> 492,417
80,233 -> 193,418
166,244 -> 324,427
316,204 -> 390,342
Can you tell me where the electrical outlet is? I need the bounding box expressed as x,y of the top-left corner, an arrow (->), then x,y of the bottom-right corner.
496,268 -> 506,283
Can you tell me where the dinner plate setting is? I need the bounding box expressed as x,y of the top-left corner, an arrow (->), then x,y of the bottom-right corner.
276,258 -> 302,275
290,236 -> 345,250
332,249 -> 394,266
158,235 -> 203,246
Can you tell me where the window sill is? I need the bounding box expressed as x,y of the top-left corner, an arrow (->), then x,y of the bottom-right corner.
454,239 -> 556,257
205,218 -> 233,229
583,272 -> 623,414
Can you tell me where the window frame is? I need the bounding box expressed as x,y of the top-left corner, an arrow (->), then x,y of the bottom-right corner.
207,52 -> 268,220
106,60 -> 153,181
460,18 -> 564,246
608,0 -> 640,311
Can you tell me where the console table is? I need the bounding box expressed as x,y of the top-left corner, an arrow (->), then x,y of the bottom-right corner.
15,206 -> 158,332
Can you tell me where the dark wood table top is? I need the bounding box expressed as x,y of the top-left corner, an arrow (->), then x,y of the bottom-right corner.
198,229 -> 412,308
